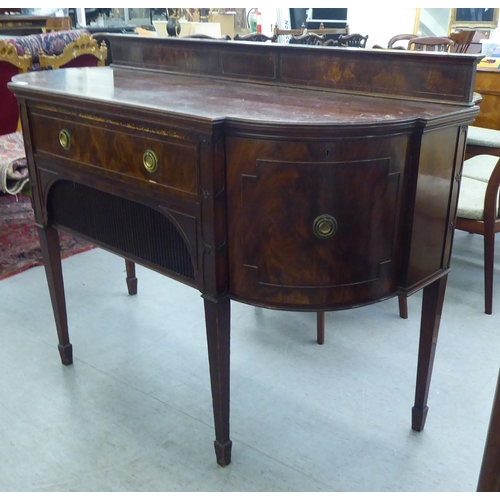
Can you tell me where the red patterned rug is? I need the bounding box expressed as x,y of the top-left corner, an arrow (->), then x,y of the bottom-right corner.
0,193 -> 95,280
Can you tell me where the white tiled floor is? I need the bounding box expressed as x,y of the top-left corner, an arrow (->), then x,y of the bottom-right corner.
0,230 -> 499,491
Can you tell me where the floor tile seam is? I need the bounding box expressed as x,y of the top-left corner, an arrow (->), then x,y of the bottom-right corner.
69,354 -> 219,429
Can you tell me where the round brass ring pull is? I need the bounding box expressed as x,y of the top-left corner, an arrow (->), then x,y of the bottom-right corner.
59,129 -> 71,150
313,214 -> 338,240
143,150 -> 158,173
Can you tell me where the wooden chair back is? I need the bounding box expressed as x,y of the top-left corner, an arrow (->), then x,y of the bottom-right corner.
273,22 -> 348,44
408,36 -> 453,52
307,22 -> 350,36
39,33 -> 107,69
449,30 -> 475,53
387,33 -> 415,49
234,33 -> 277,43
337,33 -> 368,48
289,32 -> 326,46
273,22 -> 304,40
183,34 -> 231,40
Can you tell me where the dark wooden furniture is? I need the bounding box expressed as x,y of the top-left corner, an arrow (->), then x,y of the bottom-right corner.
9,35 -> 482,467
473,68 -> 500,130
478,367 -> 500,491
465,68 -> 500,160
0,14 -> 70,36
45,17 -> 71,32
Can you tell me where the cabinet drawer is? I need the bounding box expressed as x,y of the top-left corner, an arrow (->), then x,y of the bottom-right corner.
30,112 -> 199,196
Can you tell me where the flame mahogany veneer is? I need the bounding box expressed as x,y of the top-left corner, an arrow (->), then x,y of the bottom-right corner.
9,35 -> 483,466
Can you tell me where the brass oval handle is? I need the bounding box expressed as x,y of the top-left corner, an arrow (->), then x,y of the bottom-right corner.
143,150 -> 158,173
59,129 -> 71,150
313,215 -> 338,240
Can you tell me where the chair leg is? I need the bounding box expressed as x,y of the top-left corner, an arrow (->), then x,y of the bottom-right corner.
484,226 -> 495,315
317,311 -> 325,345
477,367 -> 500,491
398,295 -> 408,319
125,259 -> 137,295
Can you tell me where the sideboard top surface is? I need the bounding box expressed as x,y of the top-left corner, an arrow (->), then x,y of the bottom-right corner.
11,65 -> 477,130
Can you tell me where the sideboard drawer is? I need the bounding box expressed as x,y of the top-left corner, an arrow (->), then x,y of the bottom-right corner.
30,112 -> 199,197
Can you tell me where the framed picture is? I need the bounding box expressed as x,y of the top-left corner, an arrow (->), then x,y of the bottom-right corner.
450,8 -> 499,29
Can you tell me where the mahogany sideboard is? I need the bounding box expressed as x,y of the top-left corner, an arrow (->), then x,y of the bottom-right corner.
9,35 -> 482,466
0,14 -> 70,35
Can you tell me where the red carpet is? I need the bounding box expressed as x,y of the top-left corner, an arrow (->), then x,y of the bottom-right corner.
0,193 -> 95,280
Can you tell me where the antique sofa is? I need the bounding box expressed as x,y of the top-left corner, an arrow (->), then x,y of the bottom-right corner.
0,28 -> 106,136
0,29 -> 107,194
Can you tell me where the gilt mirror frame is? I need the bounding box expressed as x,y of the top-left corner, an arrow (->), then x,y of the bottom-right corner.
449,8 -> 499,30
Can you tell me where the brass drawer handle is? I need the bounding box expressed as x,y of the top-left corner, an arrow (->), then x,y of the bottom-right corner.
59,129 -> 71,150
313,215 -> 338,240
143,150 -> 158,173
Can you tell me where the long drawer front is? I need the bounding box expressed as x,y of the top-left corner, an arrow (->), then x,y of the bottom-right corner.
29,110 -> 200,199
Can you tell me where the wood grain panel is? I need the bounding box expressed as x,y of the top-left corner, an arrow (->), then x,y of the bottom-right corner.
30,112 -> 199,196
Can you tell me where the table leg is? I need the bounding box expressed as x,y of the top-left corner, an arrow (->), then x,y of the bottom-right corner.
477,367 -> 500,492
125,259 -> 137,295
317,311 -> 325,345
203,295 -> 232,466
398,295 -> 408,319
412,274 -> 447,431
37,226 -> 72,365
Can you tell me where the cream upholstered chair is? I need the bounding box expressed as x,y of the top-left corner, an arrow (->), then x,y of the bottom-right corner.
466,126 -> 500,160
397,154 -> 500,318
455,154 -> 500,314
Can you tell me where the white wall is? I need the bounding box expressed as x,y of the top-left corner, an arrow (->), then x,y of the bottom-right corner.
418,8 -> 450,37
252,7 -> 500,47
347,7 -> 417,48
258,6 -> 279,36
248,7 -> 418,47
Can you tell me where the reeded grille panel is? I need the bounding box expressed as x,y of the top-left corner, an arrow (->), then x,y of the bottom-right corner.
47,181 -> 195,281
